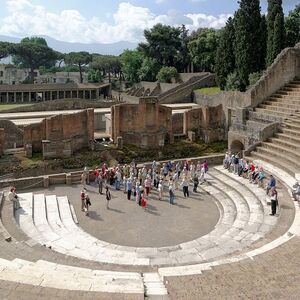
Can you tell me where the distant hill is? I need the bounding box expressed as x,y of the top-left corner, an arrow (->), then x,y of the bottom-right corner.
0,35 -> 137,55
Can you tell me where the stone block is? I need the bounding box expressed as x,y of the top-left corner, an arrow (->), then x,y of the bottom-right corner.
116,136 -> 123,149
66,173 -> 72,185
43,176 -> 49,188
188,131 -> 196,142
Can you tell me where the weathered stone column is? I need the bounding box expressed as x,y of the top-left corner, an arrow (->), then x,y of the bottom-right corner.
89,90 -> 92,99
21,92 -> 24,103
14,92 -> 16,103
63,91 -> 66,99
28,92 -> 31,102
6,92 -> 9,103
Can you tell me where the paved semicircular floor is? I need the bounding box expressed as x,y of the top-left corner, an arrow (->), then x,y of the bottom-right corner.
31,183 -> 220,248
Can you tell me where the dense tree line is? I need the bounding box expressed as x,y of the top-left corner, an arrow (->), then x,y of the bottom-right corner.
0,2 -> 299,89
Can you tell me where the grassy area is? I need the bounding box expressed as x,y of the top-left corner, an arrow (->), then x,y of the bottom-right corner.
196,86 -> 221,95
0,104 -> 32,112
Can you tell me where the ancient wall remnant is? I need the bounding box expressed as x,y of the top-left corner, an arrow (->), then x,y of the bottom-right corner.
183,105 -> 225,143
0,120 -> 24,149
24,109 -> 94,159
111,97 -> 173,148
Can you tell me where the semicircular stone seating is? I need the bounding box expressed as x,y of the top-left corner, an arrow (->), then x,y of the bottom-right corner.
15,167 -> 279,267
1,161 -> 299,297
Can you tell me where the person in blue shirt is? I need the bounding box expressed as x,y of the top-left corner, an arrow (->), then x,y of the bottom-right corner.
266,175 -> 276,195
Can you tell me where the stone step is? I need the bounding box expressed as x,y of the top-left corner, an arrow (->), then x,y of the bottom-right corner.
33,194 -> 61,244
264,101 -> 300,110
0,258 -> 145,294
281,128 -> 300,138
278,89 -> 300,95
255,107 -> 292,118
268,95 -> 300,102
283,122 -> 300,131
285,117 -> 300,125
256,146 -> 300,169
209,170 -> 267,220
143,273 -> 168,296
250,151 -> 298,177
259,104 -> 299,114
16,193 -> 47,245
275,133 -> 300,144
260,141 -> 300,160
269,137 -> 300,151
250,111 -> 286,123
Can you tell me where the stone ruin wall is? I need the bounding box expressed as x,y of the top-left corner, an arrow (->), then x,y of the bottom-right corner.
23,109 -> 94,158
0,120 -> 24,149
111,99 -> 173,148
183,105 -> 226,143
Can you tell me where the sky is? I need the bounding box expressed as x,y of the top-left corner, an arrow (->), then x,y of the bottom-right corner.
0,0 -> 298,44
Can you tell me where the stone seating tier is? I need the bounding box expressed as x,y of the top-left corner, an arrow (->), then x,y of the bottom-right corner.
14,166 -> 283,269
0,162 -> 298,297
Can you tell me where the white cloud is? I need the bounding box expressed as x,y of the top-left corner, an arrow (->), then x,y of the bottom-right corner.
185,13 -> 232,30
0,0 -> 231,44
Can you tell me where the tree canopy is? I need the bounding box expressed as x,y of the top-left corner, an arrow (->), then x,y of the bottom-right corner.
10,37 -> 59,83
267,0 -> 285,65
65,51 -> 92,83
285,4 -> 300,47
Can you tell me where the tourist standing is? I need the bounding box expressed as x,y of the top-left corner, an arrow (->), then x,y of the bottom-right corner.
270,187 -> 278,216
141,194 -> 147,210
181,176 -> 189,197
8,187 -> 21,210
127,178 -> 133,200
98,171 -> 104,194
106,186 -> 111,209
199,164 -> 205,184
168,180 -> 175,205
83,166 -> 89,184
94,166 -> 100,184
115,169 -> 121,190
266,175 -> 276,195
193,175 -> 199,192
85,192 -> 91,216
158,180 -> 163,200
80,189 -> 86,211
144,176 -> 151,196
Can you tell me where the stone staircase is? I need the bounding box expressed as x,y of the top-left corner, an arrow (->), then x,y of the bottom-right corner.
252,78 -> 300,121
247,78 -> 300,178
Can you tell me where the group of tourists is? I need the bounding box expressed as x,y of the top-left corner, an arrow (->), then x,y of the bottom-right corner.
223,152 -> 280,216
80,158 -> 209,213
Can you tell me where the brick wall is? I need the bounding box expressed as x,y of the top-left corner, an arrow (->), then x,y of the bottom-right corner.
111,99 -> 173,148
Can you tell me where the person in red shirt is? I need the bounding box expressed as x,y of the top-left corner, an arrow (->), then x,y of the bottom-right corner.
141,194 -> 147,210
94,166 -> 100,184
